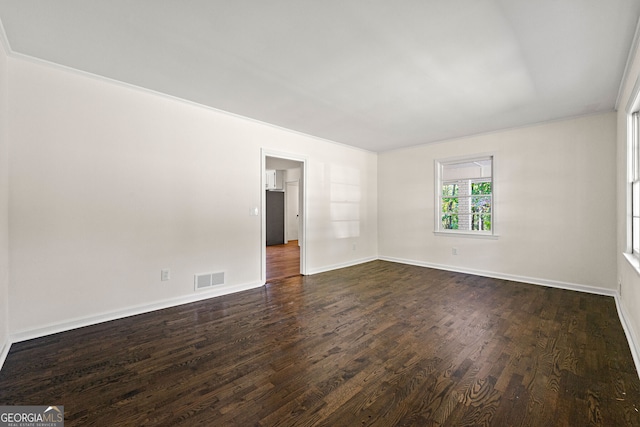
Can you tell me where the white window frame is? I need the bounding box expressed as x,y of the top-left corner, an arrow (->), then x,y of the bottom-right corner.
434,154 -> 496,238
624,75 -> 640,272
631,112 -> 640,259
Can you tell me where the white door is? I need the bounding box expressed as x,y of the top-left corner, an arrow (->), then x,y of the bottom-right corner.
286,181 -> 299,241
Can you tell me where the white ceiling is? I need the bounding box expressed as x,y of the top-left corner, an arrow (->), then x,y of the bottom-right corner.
0,1 -> 639,152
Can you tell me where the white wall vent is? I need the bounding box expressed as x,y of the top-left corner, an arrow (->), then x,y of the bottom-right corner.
194,272 -> 225,290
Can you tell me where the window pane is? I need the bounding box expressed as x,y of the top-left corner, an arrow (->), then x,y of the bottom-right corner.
634,217 -> 640,254
441,197 -> 458,213
471,213 -> 492,231
482,214 -> 491,230
634,113 -> 640,180
442,214 -> 458,229
471,214 -> 479,230
471,196 -> 491,213
471,182 -> 492,195
634,181 -> 640,216
442,184 -> 459,197
437,156 -> 493,234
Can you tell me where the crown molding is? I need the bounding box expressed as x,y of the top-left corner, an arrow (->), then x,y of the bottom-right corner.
0,17 -> 10,55
616,15 -> 640,110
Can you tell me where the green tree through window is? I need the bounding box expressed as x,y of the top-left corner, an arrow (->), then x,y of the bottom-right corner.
471,182 -> 492,230
437,156 -> 493,234
441,183 -> 459,229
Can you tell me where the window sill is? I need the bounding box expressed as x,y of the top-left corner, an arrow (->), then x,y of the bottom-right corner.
623,252 -> 640,277
433,231 -> 499,240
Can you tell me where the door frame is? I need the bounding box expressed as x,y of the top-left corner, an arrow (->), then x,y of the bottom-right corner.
261,149 -> 307,283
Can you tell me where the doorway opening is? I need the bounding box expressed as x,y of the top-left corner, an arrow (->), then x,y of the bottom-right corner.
262,151 -> 306,283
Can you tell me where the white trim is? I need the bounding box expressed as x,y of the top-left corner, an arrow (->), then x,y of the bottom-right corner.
624,251 -> 640,277
627,115 -> 636,254
382,111 -> 615,153
7,51 -> 374,155
614,293 -> 640,380
380,256 -> 639,379
261,149 -> 308,280
625,80 -> 640,257
616,15 -> 640,110
433,231 -> 499,240
0,16 -> 10,55
306,257 -> 378,276
379,256 -> 616,296
2,258 -> 638,380
435,153 -> 496,236
625,74 -> 640,114
0,339 -> 10,373
1,20 -> 619,155
9,281 -> 263,344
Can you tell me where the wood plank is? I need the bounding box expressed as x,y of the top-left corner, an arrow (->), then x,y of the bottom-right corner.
266,240 -> 300,282
0,261 -> 639,426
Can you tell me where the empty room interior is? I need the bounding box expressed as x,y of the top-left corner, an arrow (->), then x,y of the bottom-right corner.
2,1 -> 640,426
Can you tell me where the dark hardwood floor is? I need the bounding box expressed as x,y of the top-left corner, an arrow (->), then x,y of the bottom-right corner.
1,261 -> 639,426
266,240 -> 300,282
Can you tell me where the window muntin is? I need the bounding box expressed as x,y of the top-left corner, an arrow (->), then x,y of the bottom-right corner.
631,112 -> 640,257
437,156 -> 493,235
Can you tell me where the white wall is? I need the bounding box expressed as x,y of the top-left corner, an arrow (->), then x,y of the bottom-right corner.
379,113 -> 617,291
7,57 -> 377,336
0,34 -> 9,360
617,36 -> 640,364
2,36 -> 628,365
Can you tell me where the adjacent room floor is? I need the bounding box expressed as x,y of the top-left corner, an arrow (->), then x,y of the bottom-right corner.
266,240 -> 300,282
0,261 -> 638,426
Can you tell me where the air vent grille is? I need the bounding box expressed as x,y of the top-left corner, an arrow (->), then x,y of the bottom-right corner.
194,272 -> 225,290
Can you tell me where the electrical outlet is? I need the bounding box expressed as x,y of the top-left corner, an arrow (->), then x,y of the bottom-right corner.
452,248 -> 458,255
161,269 -> 170,281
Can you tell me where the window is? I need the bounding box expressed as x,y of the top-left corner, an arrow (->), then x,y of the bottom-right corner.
631,112 -> 640,257
436,155 -> 494,235
625,79 -> 640,270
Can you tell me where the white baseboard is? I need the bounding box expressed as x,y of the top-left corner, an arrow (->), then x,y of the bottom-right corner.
0,338 -> 10,373
380,255 -> 640,379
3,258 -> 639,381
378,256 -> 617,296
306,256 -> 378,276
9,281 -> 264,345
614,295 -> 640,380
